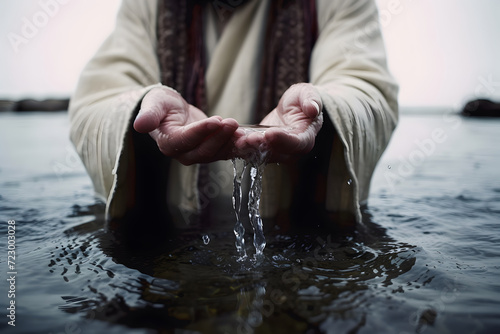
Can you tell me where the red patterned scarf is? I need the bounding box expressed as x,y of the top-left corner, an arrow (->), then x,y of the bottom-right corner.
156,0 -> 318,120
156,0 -> 318,224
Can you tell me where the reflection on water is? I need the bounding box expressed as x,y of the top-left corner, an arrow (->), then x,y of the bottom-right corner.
51,209 -> 417,334
1,112 -> 500,334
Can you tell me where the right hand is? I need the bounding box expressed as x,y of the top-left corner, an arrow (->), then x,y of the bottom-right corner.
133,86 -> 243,165
234,83 -> 323,163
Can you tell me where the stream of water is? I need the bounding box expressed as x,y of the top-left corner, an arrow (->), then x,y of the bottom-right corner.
232,158 -> 248,259
231,125 -> 270,260
247,162 -> 267,259
232,158 -> 267,261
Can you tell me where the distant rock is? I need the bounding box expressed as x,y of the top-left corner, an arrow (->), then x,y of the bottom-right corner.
0,100 -> 18,112
461,99 -> 500,117
16,98 -> 70,111
0,98 -> 69,112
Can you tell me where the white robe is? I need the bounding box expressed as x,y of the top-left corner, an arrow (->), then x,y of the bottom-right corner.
69,0 -> 398,227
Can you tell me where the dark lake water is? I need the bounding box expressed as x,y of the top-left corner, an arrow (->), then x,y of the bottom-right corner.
0,110 -> 499,334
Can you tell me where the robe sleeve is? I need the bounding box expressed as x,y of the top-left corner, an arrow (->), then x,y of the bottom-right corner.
68,0 -> 161,219
311,0 -> 399,222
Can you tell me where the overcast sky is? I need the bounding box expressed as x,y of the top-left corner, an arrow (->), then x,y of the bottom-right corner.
1,0 -> 500,109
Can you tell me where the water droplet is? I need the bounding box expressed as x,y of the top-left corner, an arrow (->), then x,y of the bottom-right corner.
202,234 -> 210,245
388,165 -> 392,169
347,179 -> 352,185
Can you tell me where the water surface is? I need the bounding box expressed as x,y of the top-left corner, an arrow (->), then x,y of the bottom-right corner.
0,110 -> 499,333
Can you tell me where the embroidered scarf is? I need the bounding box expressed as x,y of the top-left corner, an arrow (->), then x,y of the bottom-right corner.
156,0 -> 318,121
156,0 -> 318,222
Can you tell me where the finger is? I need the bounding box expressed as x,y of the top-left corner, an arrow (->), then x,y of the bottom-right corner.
134,88 -> 187,133
277,84 -> 321,123
212,126 -> 246,160
234,131 -> 266,152
298,85 -> 322,119
157,117 -> 222,156
196,121 -> 238,158
134,105 -> 162,133
265,127 -> 316,155
264,128 -> 301,153
221,117 -> 239,129
177,122 -> 239,164
302,99 -> 322,119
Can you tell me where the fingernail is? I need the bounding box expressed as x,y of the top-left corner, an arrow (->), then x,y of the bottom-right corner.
135,111 -> 144,121
310,100 -> 320,116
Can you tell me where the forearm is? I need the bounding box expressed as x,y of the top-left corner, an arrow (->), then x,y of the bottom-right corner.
311,0 -> 399,219
69,86 -> 156,199
68,0 -> 161,213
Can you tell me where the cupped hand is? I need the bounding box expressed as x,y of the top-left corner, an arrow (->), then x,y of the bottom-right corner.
235,83 -> 324,163
133,86 -> 242,165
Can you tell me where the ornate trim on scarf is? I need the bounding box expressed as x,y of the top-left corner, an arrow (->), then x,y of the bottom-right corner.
156,0 -> 318,221
157,1 -> 207,111
255,0 -> 318,122
156,0 -> 317,118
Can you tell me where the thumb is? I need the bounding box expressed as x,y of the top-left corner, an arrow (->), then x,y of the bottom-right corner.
302,99 -> 321,119
299,85 -> 322,119
134,110 -> 161,134
133,87 -> 186,133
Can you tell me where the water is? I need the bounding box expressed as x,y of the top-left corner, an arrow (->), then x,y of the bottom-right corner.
232,158 -> 248,259
232,125 -> 270,260
231,157 -> 267,261
247,162 -> 266,259
1,110 -> 500,333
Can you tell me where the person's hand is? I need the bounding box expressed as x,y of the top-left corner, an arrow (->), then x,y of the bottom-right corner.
236,83 -> 323,163
133,87 -> 242,165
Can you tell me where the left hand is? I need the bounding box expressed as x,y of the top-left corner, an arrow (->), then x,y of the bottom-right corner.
235,83 -> 324,163
133,86 -> 243,165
